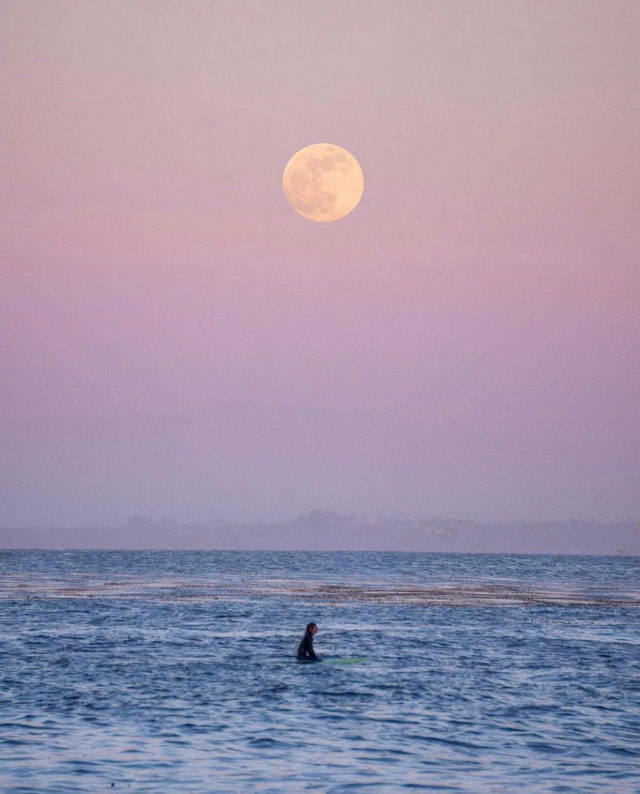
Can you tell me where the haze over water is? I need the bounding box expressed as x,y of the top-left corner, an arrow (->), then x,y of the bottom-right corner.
2,551 -> 639,792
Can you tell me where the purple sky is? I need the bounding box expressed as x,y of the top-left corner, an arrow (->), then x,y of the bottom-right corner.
1,1 -> 639,526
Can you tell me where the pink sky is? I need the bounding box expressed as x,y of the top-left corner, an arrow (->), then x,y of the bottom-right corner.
1,1 -> 639,526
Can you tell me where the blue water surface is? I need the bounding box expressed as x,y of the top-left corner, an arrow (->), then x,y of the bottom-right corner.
1,551 -> 639,792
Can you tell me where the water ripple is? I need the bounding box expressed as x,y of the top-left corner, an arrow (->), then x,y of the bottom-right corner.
1,551 -> 639,792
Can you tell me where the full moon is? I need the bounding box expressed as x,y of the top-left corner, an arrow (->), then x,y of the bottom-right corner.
282,143 -> 364,222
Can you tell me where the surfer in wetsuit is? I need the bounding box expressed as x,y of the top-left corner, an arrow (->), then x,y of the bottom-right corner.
297,622 -> 320,661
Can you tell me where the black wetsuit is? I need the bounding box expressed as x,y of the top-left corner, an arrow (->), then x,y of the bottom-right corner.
297,630 -> 319,661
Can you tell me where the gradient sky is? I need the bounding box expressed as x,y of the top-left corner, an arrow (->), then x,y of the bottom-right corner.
1,0 -> 639,526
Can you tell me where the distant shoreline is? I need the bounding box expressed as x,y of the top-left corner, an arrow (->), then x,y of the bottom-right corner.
1,549 -> 638,559
1,515 -> 638,555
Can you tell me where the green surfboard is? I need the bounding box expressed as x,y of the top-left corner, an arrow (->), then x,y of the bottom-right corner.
324,656 -> 369,665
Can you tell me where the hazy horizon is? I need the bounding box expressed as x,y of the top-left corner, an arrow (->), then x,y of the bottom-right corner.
3,502 -> 640,530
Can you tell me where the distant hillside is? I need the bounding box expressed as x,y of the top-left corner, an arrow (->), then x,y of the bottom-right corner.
1,513 -> 638,554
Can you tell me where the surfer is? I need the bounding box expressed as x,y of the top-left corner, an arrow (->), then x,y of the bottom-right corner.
297,622 -> 321,661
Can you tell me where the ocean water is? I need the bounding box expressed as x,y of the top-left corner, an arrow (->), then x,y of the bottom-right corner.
1,551 -> 639,793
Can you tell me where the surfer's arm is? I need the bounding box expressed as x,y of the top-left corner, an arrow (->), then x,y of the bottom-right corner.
301,633 -> 318,659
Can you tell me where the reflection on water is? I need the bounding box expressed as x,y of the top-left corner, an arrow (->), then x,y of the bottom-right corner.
1,551 -> 639,792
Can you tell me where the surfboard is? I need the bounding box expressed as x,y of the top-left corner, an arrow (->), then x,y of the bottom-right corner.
323,656 -> 369,665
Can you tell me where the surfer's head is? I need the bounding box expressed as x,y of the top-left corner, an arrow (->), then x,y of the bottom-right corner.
306,622 -> 318,634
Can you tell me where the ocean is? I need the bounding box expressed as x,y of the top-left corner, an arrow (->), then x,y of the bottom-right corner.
1,551 -> 639,792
